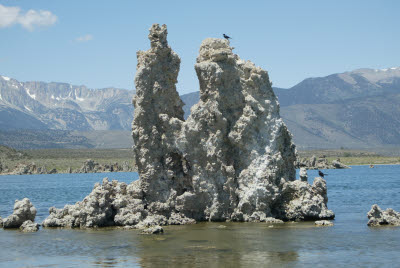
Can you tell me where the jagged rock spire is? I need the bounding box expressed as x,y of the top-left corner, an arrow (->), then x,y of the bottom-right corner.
42,25 -> 334,229
148,24 -> 168,49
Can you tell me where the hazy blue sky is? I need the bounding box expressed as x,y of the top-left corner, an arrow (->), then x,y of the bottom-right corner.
0,0 -> 399,94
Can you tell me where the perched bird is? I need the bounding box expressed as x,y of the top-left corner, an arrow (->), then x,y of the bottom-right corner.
318,170 -> 328,178
223,34 -> 232,40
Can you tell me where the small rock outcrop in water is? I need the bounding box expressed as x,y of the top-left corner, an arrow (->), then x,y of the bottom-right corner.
315,220 -> 334,226
20,220 -> 40,232
141,225 -> 164,234
296,155 -> 350,169
43,24 -> 334,229
9,163 -> 51,175
331,158 -> 350,169
43,178 -> 128,227
3,198 -> 37,228
0,216 -> 3,227
299,167 -> 308,182
367,204 -> 400,226
0,160 -> 134,175
73,159 -> 134,173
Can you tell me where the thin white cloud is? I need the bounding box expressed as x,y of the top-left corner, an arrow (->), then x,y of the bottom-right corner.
0,4 -> 57,31
75,34 -> 93,42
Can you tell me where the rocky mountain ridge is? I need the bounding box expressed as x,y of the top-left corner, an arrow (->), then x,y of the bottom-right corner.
0,76 -> 134,131
276,67 -> 400,107
1,65 -> 400,149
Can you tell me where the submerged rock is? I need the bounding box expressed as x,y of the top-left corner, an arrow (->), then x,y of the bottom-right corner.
315,220 -> 334,226
48,168 -> 57,174
141,225 -> 164,234
367,204 -> 400,226
264,217 -> 284,224
3,198 -> 37,228
43,24 -> 334,229
331,159 -> 350,169
20,220 -> 40,232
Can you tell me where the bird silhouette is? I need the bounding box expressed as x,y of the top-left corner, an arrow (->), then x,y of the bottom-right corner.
318,170 -> 328,178
223,34 -> 232,40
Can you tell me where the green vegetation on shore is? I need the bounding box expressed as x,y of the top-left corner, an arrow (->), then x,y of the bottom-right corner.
1,148 -> 135,173
298,149 -> 400,166
1,146 -> 399,174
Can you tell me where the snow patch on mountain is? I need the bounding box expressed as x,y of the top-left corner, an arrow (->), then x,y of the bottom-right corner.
26,89 -> 36,100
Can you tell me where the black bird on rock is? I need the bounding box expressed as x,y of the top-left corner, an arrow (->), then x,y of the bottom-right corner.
318,170 -> 328,178
223,34 -> 232,40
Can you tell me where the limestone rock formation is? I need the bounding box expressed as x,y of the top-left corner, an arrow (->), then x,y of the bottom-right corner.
43,24 -> 334,229
141,225 -> 164,234
367,204 -> 400,226
299,167 -> 308,182
73,159 -> 134,173
331,159 -> 350,169
273,177 -> 333,221
296,155 -> 350,169
9,163 -> 51,175
2,159 -> 134,176
43,178 -> 132,227
3,198 -> 37,228
20,220 -> 40,232
315,220 -> 334,226
264,217 -> 284,224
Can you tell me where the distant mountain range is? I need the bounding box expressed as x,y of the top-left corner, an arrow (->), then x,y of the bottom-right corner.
1,67 -> 400,149
276,67 -> 400,149
0,77 -> 134,130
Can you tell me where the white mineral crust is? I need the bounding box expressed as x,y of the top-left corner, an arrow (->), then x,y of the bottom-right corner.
3,198 -> 37,228
367,204 -> 400,226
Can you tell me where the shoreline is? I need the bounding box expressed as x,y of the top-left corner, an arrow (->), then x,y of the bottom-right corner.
1,163 -> 399,176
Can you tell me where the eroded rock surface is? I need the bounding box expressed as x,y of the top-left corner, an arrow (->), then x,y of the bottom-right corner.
296,155 -> 349,169
73,159 -> 133,173
331,159 -> 350,169
43,24 -> 334,229
20,220 -> 40,232
141,225 -> 164,234
367,204 -> 400,226
10,163 -> 50,175
43,178 -> 138,228
3,198 -> 37,228
299,167 -> 308,182
315,220 -> 334,226
273,177 -> 334,221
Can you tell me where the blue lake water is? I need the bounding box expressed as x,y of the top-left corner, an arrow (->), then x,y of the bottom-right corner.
0,166 -> 400,267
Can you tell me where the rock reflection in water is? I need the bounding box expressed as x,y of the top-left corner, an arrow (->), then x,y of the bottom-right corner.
137,222 -> 300,267
92,257 -> 123,267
